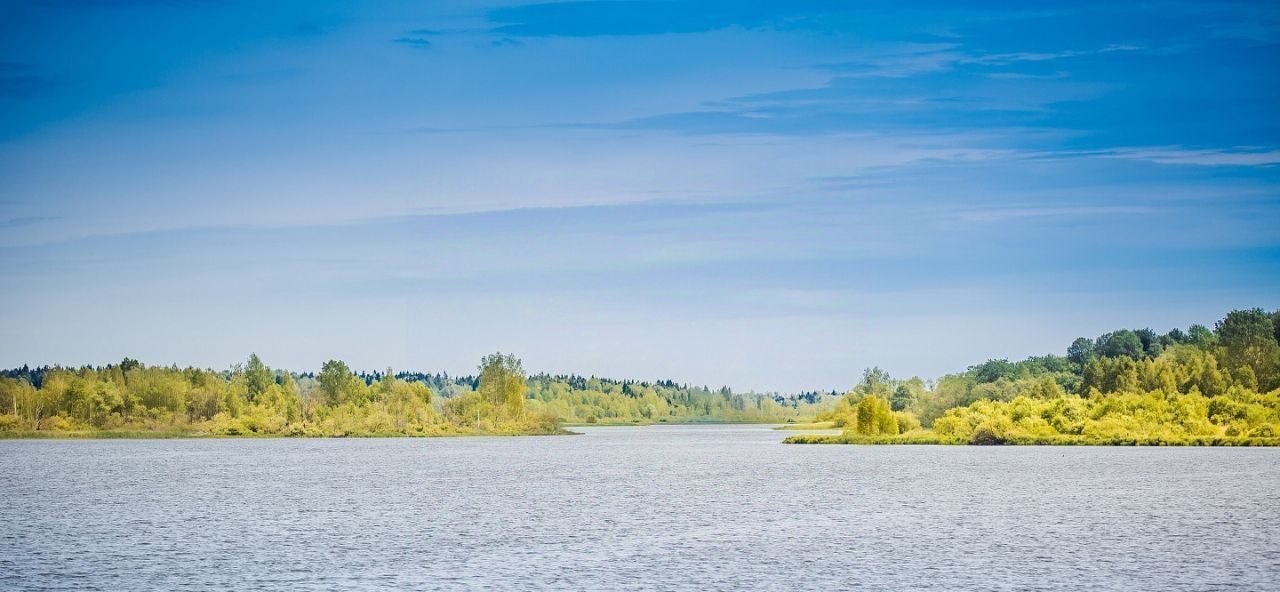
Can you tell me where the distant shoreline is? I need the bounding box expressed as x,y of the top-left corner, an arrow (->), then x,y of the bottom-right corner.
0,427 -> 576,440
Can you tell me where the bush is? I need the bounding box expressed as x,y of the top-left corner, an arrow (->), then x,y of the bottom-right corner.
970,417 -> 1013,445
281,423 -> 308,437
894,411 -> 921,433
40,416 -> 77,432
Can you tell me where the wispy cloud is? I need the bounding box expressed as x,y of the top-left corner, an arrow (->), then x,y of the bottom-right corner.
961,44 -> 1142,66
393,36 -> 432,49
955,206 -> 1151,223
0,215 -> 63,229
814,43 -> 1142,79
1094,146 -> 1280,167
394,28 -> 444,48
486,1 -> 799,37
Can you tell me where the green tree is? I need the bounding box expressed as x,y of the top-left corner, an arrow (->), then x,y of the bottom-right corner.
852,395 -> 897,435
244,353 -> 274,403
1114,358 -> 1140,393
1187,324 -> 1217,349
1067,337 -> 1095,366
1135,328 -> 1163,357
1026,375 -> 1065,399
890,383 -> 915,411
1,377 -> 23,417
1097,330 -> 1144,359
318,360 -> 361,406
971,359 -> 1017,383
478,353 -> 526,418
855,395 -> 876,434
1216,308 -> 1280,391
853,367 -> 893,399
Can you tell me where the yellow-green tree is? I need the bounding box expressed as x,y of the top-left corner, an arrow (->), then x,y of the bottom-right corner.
478,353 -> 526,418
317,360 -> 363,406
852,395 -> 897,435
243,353 -> 274,403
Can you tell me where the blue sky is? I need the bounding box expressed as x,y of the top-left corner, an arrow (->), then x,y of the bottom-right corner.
1,0 -> 1277,392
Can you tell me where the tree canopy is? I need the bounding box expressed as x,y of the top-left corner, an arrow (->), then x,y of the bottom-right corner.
804,307 -> 1280,445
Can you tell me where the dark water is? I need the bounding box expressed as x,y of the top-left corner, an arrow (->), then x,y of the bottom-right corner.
2,425 -> 1278,591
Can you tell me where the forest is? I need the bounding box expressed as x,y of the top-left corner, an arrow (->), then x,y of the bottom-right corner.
0,353 -> 827,438
5,308 -> 1278,443
788,308 -> 1280,445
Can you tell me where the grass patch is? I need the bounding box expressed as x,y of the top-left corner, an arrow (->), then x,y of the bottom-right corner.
773,421 -> 837,431
0,429 -> 210,440
0,425 -> 575,440
784,432 -> 961,445
563,420 -> 654,427
784,431 -> 1280,446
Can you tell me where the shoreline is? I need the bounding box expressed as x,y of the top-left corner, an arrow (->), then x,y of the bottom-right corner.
784,432 -> 1280,446
0,427 -> 578,440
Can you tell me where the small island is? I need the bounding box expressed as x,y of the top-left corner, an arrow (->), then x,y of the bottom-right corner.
787,308 -> 1280,446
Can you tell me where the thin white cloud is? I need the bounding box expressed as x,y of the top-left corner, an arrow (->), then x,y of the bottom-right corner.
956,206 -> 1151,223
1099,146 -> 1280,167
1022,145 -> 1280,167
963,44 -> 1142,66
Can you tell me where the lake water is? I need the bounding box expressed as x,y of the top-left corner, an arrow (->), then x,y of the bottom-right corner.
2,425 -> 1278,591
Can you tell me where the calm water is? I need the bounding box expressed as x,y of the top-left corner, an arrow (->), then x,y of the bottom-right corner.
2,425 -> 1279,591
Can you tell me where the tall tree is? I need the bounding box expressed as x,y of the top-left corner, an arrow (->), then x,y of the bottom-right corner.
971,359 -> 1017,383
1067,337 -> 1095,366
318,360 -> 360,406
1216,308 -> 1280,390
478,353 -> 526,418
854,367 -> 893,398
244,353 -> 274,404
1097,330 -> 1144,359
890,384 -> 915,411
1187,324 -> 1217,349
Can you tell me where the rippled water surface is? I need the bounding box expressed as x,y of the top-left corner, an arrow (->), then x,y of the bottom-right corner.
3,425 -> 1279,591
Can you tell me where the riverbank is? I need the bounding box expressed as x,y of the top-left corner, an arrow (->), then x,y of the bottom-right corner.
0,424 -> 574,439
564,417 -> 803,427
784,431 -> 1280,446
772,421 -> 837,431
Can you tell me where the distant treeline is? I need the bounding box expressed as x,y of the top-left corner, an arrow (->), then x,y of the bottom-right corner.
525,375 -> 829,424
0,353 -> 561,437
800,307 -> 1280,445
0,353 -> 829,437
11,307 -> 1276,443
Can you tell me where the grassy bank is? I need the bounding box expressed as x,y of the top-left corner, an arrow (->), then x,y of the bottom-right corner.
566,417 -> 807,427
0,424 -> 574,439
773,421 -> 837,431
784,431 -> 1280,446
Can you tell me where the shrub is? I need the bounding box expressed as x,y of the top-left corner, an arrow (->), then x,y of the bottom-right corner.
894,411 -> 921,433
41,416 -> 76,432
970,416 -> 1014,445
